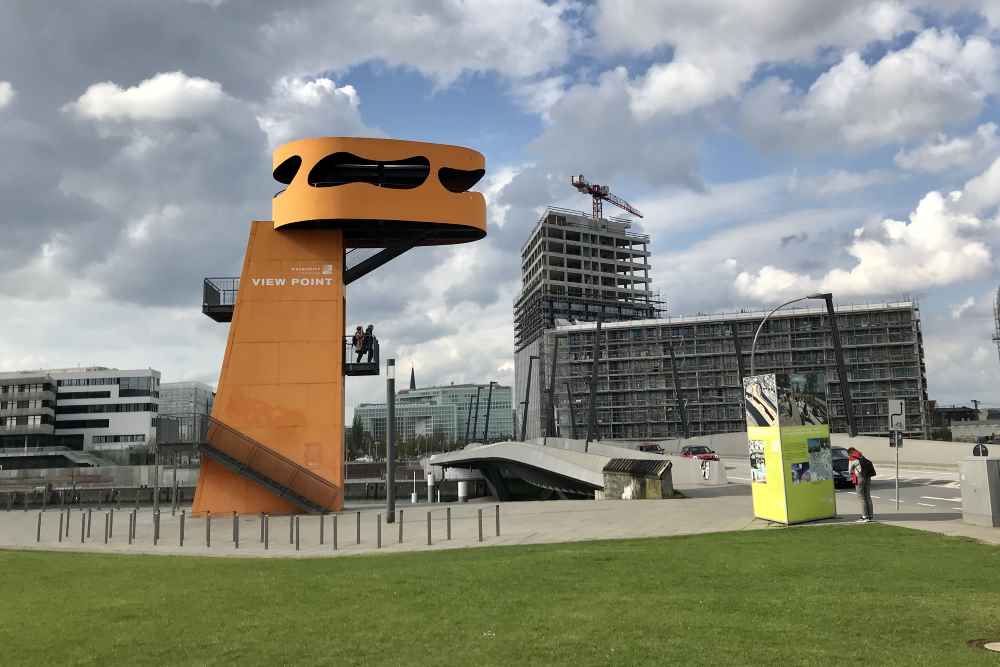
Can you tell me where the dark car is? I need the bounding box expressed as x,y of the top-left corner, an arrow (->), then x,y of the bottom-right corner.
832,447 -> 852,488
680,445 -> 719,461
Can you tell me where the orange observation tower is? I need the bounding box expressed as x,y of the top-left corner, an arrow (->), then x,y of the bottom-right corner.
195,137 -> 486,515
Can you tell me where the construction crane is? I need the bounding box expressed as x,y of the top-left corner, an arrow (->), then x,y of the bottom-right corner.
570,174 -> 643,221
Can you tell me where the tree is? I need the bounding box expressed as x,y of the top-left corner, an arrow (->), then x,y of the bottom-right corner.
350,414 -> 369,460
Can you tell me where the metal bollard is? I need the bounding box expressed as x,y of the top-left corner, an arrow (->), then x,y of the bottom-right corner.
447,506 -> 452,540
87,508 -> 92,538
356,511 -> 361,545
128,513 -> 133,545
180,510 -> 186,547
427,511 -> 432,546
206,512 -> 212,548
332,514 -> 338,551
260,514 -> 265,543
36,512 -> 42,543
65,507 -> 71,537
295,516 -> 300,551
398,509 -> 403,544
320,513 -> 325,545
80,513 -> 85,543
109,507 -> 114,539
235,514 -> 240,550
264,514 -> 269,550
58,513 -> 63,543
496,504 -> 500,537
478,509 -> 483,543
153,510 -> 160,546
377,513 -> 382,549
232,511 -> 237,543
289,514 -> 294,545
103,512 -> 109,544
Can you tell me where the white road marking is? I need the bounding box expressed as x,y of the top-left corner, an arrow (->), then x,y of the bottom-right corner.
728,476 -> 750,481
920,496 -> 962,503
917,502 -> 936,507
870,495 -> 880,499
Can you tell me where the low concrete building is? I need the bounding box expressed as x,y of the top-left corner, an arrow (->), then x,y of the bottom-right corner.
598,458 -> 673,500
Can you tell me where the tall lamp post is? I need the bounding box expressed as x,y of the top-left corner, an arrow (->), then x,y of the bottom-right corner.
749,292 -> 856,437
386,358 -> 396,524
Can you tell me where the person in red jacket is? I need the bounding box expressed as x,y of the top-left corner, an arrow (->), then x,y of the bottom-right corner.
848,447 -> 874,522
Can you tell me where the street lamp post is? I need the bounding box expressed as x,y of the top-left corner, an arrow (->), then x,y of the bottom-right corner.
748,292 -> 856,437
386,358 -> 396,524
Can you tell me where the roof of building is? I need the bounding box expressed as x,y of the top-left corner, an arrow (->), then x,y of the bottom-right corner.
553,300 -> 917,332
602,458 -> 671,477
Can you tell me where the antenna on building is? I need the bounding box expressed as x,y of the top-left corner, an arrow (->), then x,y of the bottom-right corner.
409,366 -> 416,391
993,286 -> 1000,364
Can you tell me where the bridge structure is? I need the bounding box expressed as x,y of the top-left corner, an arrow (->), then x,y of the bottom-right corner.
428,438 -> 726,501
194,137 -> 486,515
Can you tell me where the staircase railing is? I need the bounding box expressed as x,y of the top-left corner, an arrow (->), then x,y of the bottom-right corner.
204,416 -> 339,511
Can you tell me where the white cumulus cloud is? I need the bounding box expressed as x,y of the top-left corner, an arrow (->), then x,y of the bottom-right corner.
65,71 -> 227,121
735,159 -> 1000,302
0,81 -> 14,109
256,76 -> 374,148
895,123 -> 1000,173
597,0 -> 921,118
743,28 -> 1000,150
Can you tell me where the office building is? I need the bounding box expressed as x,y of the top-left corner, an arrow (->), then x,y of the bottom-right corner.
0,367 -> 160,459
513,207 -> 661,440
157,381 -> 215,454
355,382 -> 513,445
521,301 -> 929,440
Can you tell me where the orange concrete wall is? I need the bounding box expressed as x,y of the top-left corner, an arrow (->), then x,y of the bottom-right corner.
193,221 -> 345,514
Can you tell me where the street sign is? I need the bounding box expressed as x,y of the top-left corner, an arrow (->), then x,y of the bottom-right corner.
888,399 -> 905,432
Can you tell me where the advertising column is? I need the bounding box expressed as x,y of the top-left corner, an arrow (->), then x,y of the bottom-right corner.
744,372 -> 836,524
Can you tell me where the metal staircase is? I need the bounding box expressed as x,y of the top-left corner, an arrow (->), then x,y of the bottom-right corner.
200,417 -> 339,513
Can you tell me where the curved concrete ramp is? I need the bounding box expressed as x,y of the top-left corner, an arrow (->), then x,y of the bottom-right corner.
429,442 -> 607,500
429,439 -> 725,500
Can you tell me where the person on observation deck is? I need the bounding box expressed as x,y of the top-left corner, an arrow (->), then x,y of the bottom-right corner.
352,325 -> 365,363
362,324 -> 376,363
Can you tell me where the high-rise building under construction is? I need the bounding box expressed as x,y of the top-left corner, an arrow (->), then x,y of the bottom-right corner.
513,207 -> 660,440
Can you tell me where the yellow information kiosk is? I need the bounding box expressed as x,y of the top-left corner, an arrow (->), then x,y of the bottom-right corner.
745,372 -> 836,524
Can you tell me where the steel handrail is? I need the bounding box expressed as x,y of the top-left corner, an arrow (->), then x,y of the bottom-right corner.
205,417 -> 338,506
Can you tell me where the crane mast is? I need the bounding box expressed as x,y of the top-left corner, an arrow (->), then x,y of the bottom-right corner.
570,174 -> 643,220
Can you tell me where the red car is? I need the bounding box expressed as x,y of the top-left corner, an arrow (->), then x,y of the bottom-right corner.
680,445 -> 719,461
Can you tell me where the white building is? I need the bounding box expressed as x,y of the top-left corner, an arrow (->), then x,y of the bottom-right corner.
0,367 -> 160,462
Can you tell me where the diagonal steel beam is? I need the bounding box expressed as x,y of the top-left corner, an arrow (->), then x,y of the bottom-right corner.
343,246 -> 414,285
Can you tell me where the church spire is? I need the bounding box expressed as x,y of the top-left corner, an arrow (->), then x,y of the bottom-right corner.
409,366 -> 416,390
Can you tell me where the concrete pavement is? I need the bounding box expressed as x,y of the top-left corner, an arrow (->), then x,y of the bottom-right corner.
0,463 -> 996,557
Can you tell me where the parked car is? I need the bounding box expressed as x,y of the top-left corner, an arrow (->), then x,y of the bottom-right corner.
680,445 -> 719,461
831,447 -> 852,488
638,444 -> 665,454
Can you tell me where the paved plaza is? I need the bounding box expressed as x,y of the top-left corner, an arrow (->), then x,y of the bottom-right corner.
0,466 -> 996,557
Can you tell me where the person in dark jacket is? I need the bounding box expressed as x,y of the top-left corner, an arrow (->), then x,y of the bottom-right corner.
848,447 -> 874,522
362,324 -> 375,362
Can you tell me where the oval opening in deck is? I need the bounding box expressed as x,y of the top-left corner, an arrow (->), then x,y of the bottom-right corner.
308,152 -> 430,189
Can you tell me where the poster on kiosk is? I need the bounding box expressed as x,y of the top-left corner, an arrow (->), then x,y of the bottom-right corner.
744,372 -> 836,524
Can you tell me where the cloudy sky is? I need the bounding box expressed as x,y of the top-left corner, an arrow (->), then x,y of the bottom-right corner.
2,0 -> 1000,414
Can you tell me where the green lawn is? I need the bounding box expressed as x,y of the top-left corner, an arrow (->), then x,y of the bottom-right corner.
2,524 -> 999,665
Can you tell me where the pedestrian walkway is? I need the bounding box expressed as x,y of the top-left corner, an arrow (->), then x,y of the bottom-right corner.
0,487 -> 995,558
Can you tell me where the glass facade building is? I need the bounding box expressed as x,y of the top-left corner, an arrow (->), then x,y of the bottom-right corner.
355,383 -> 513,445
